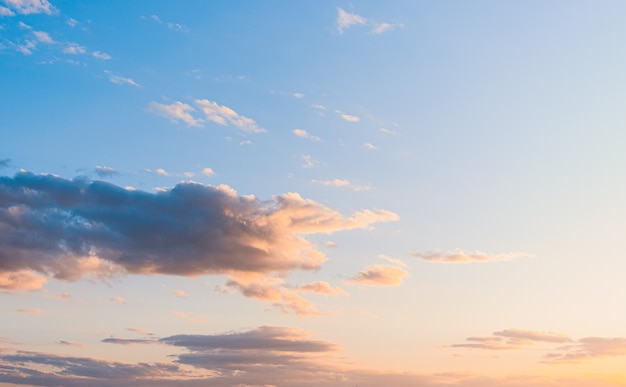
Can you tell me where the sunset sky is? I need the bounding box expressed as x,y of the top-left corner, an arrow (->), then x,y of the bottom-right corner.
1,1 -> 626,386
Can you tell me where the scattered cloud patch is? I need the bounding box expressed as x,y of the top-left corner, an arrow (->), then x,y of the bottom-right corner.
172,290 -> 187,298
195,99 -> 265,133
301,155 -> 318,168
293,92 -> 304,99
0,5 -> 14,15
146,14 -> 189,32
378,254 -> 407,268
63,43 -> 86,54
411,249 -> 533,263
66,17 -> 78,27
293,129 -> 321,141
297,281 -> 347,296
363,142 -> 377,150
201,167 -> 215,176
545,337 -> 626,363
33,30 -> 53,44
336,111 -> 360,122
380,127 -> 397,135
92,51 -> 111,60
0,270 -> 46,291
148,101 -> 201,126
111,296 -> 126,304
337,8 -> 366,34
105,70 -> 139,87
312,178 -> 371,192
58,340 -> 86,348
155,168 -> 169,176
347,264 -> 408,287
451,328 -> 572,351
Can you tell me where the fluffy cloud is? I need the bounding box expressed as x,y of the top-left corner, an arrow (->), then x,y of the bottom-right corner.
347,264 -> 408,286
195,99 -> 265,133
2,0 -> 55,15
0,269 -> 46,291
0,172 -> 397,314
148,101 -> 201,126
337,111 -> 360,122
33,30 -> 53,44
336,8 -> 366,34
411,249 -> 532,263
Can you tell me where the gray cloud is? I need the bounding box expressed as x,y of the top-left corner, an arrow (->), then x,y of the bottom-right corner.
0,172 -> 397,312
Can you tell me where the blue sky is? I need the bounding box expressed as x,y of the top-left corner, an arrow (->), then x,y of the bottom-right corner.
2,1 -> 626,386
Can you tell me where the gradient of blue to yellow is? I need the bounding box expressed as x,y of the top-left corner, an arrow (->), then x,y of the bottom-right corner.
1,1 -> 626,386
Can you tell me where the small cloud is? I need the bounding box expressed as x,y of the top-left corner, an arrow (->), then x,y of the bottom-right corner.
371,22 -> 403,34
301,155 -> 318,169
183,172 -> 194,178
145,14 -> 189,32
18,21 -> 32,29
57,340 -> 86,348
105,70 -> 139,87
33,30 -> 53,44
172,290 -> 188,298
363,143 -> 377,150
337,111 -> 360,122
201,167 -> 215,176
16,40 -> 35,55
0,5 -> 15,16
312,178 -> 371,192
411,249 -> 533,263
66,18 -> 79,27
63,43 -> 86,54
111,296 -> 126,304
127,328 -> 153,335
92,51 -> 111,60
49,292 -> 72,302
378,254 -> 407,268
148,101 -> 201,126
380,127 -> 397,135
297,281 -> 347,296
293,129 -> 321,141
337,7 -> 367,34
293,92 -> 304,99
0,270 -> 47,291
15,308 -> 43,315
239,140 -> 252,145
326,241 -> 338,248
155,168 -> 169,176
94,166 -> 117,178
195,99 -> 265,133
347,264 -> 408,287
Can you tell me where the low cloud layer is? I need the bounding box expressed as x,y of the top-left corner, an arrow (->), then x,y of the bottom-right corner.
411,249 -> 532,263
0,172 -> 397,313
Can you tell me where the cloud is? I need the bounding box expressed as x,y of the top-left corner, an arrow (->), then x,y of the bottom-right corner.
297,281 -> 347,296
15,307 -> 43,315
293,129 -> 321,141
58,340 -> 86,348
293,92 -> 304,99
172,290 -> 187,298
301,155 -> 318,168
337,8 -> 366,34
201,167 -> 215,176
380,127 -> 397,135
155,168 -> 168,176
63,43 -> 86,54
148,101 -> 201,126
94,166 -> 117,178
363,143 -> 377,150
337,111 -> 360,122
105,70 -> 139,87
33,30 -> 53,44
0,270 -> 46,291
544,337 -> 626,363
411,249 -> 533,263
378,254 -> 407,268
2,0 -> 55,15
347,264 -> 408,286
146,14 -> 189,32
451,329 -> 572,351
66,17 -> 78,27
92,51 -> 111,60
0,172 -> 397,313
111,296 -> 126,304
0,5 -> 14,15
0,159 -> 11,168
195,99 -> 265,133
312,179 -> 371,192
126,328 -> 152,335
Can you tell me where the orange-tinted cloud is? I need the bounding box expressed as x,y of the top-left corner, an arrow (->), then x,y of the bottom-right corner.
347,264 -> 408,286
411,248 -> 532,263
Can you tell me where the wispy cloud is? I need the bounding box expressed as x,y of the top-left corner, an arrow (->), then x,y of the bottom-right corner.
145,14 -> 189,33
172,290 -> 187,298
148,101 -> 201,126
363,142 -> 377,150
297,281 -> 347,296
411,249 -> 533,263
94,166 -> 117,178
92,51 -> 111,60
105,70 -> 139,87
111,296 -> 126,304
380,127 -> 397,135
301,154 -> 318,168
58,340 -> 86,348
312,178 -> 371,192
33,30 -> 53,44
336,110 -> 360,122
293,129 -> 321,141
378,254 -> 407,268
63,43 -> 86,54
15,307 -> 43,315
347,264 -> 408,287
545,337 -> 626,363
451,329 -> 572,351
336,7 -> 402,35
195,99 -> 265,133
0,5 -> 14,15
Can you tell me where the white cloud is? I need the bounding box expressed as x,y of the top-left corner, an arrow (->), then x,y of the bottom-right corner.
301,155 -> 318,169
104,71 -> 139,86
66,18 -> 78,27
33,30 -> 53,44
18,21 -> 31,29
92,51 -> 111,60
380,127 -> 397,135
201,167 -> 215,176
195,99 -> 265,133
0,5 -> 14,15
148,101 -> 201,126
337,111 -> 360,122
378,254 -> 408,268
363,143 -> 377,150
312,178 -> 371,192
411,249 -> 533,263
16,40 -> 35,55
155,168 -> 168,176
146,14 -> 189,32
293,92 -> 304,99
63,43 -> 86,54
3,0 -> 55,15
337,7 -> 367,34
293,129 -> 321,141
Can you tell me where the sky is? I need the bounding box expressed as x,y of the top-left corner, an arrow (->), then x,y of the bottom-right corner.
1,0 -> 626,386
